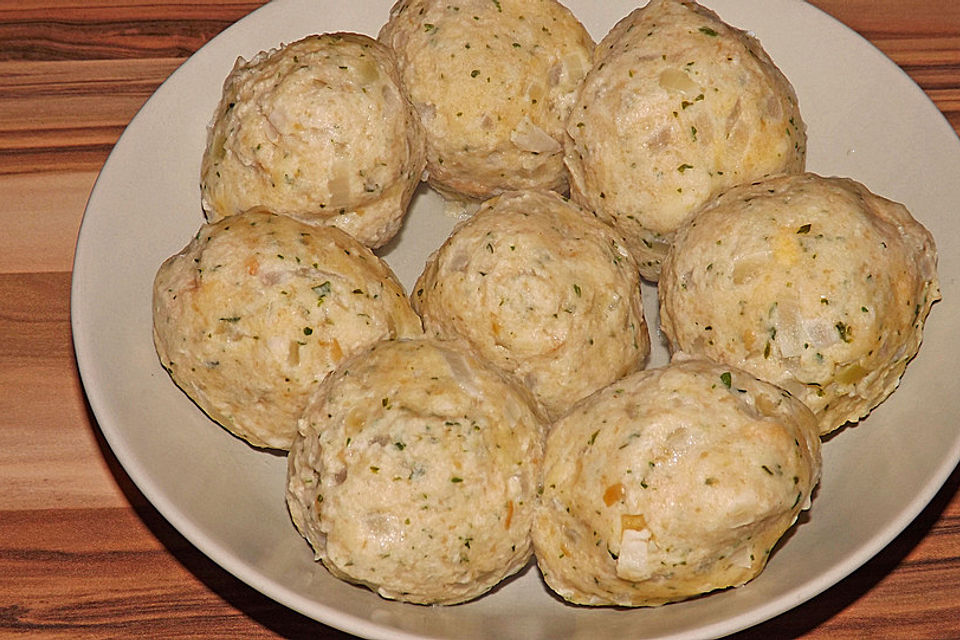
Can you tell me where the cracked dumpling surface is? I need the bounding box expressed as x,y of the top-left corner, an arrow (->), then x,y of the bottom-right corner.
565,0 -> 806,280
200,33 -> 426,248
532,357 -> 821,607
286,337 -> 546,605
379,0 -> 593,201
152,210 -> 423,449
413,190 -> 650,420
659,173 -> 940,435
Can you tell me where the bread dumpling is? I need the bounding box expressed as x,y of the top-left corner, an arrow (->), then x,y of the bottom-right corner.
533,357 -> 821,606
152,210 -> 423,449
287,337 -> 546,604
200,33 -> 426,248
565,0 -> 806,280
413,190 -> 649,420
659,173 -> 939,434
379,0 -> 593,201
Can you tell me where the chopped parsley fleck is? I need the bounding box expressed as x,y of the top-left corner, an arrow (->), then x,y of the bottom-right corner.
699,26 -> 719,36
796,223 -> 812,234
835,321 -> 853,343
313,281 -> 332,299
720,371 -> 732,388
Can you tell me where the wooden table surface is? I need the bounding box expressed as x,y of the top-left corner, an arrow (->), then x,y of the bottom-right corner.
2,1 -> 959,638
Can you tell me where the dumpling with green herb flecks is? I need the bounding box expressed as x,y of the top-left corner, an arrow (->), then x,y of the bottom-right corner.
659,173 -> 939,435
200,33 -> 425,249
287,337 -> 546,604
379,0 -> 594,203
412,189 -> 650,421
533,357 -> 821,607
152,209 -> 423,449
564,0 -> 806,280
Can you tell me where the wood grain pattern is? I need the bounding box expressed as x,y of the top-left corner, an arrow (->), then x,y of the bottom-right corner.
0,1 -> 266,61
807,0 -> 960,128
1,1 -> 959,638
0,59 -> 182,175
1,172 -> 95,273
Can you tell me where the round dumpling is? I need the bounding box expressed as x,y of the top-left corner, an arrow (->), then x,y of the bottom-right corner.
200,33 -> 426,248
286,337 -> 546,604
412,190 -> 650,420
659,173 -> 940,435
379,0 -> 593,202
565,0 -> 806,280
533,357 -> 821,607
152,209 -> 423,449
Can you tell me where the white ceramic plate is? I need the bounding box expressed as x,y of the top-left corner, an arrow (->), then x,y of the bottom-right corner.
72,1 -> 960,638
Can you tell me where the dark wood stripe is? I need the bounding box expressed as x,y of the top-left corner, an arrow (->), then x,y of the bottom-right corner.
0,2 -> 266,61
0,505 -> 347,638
